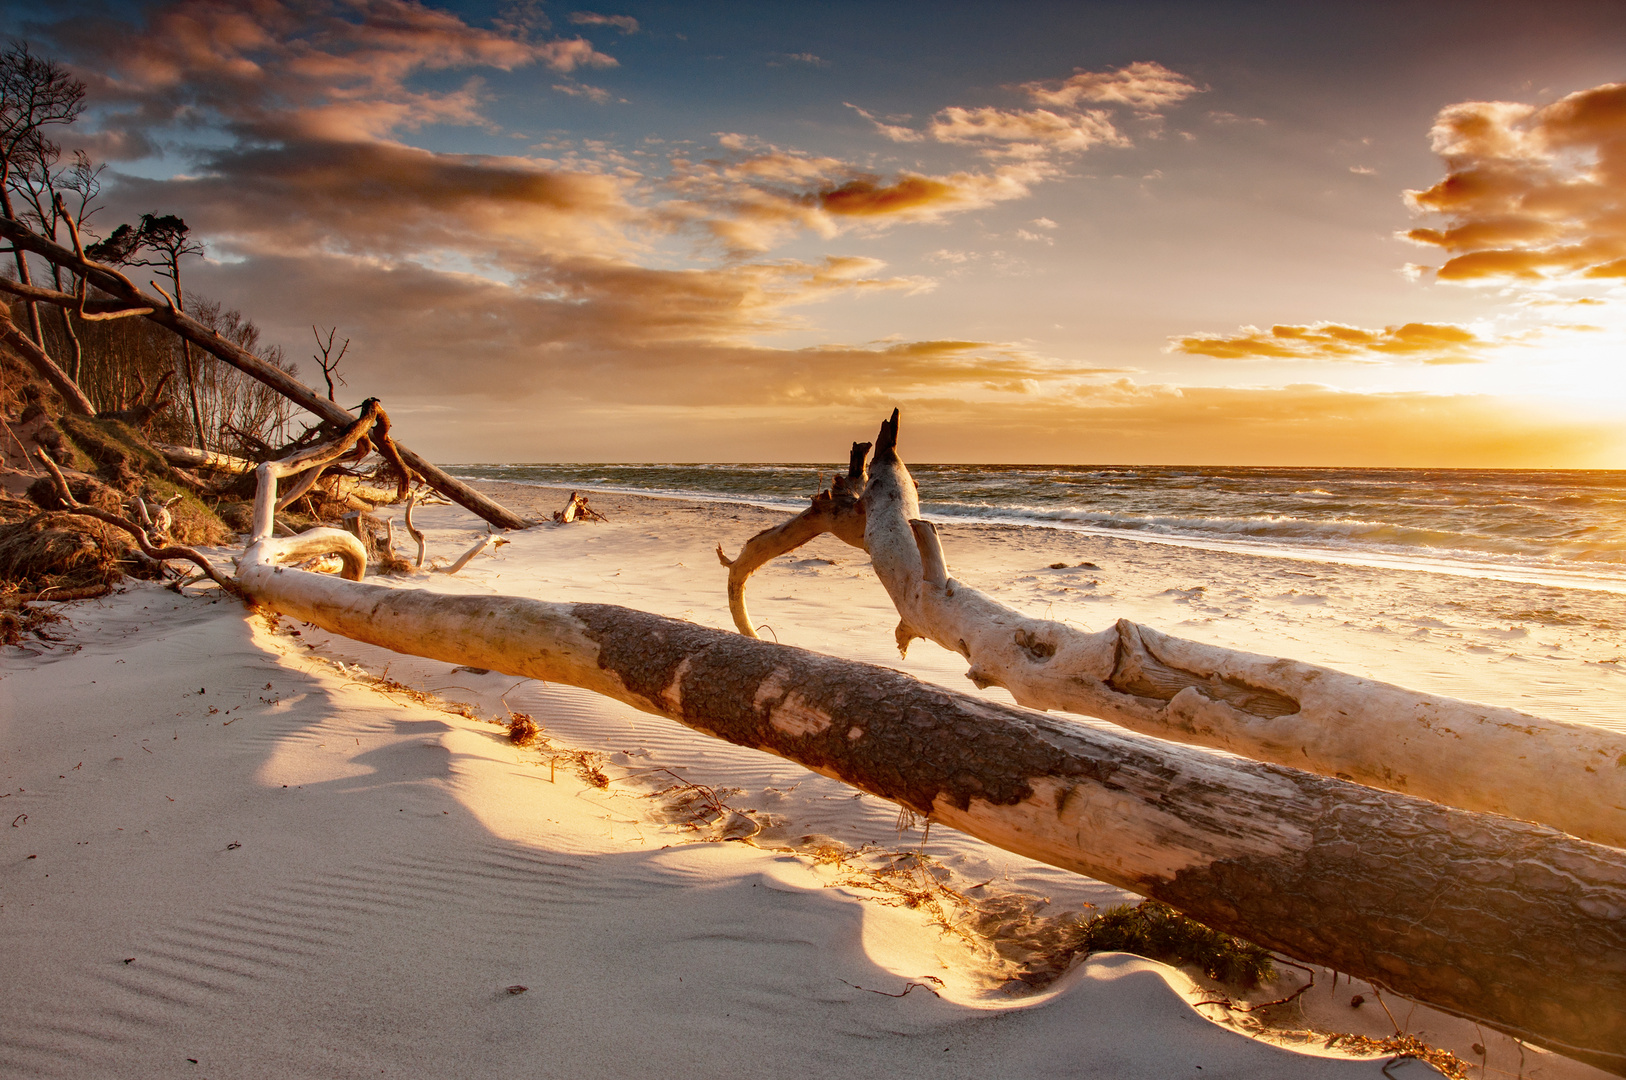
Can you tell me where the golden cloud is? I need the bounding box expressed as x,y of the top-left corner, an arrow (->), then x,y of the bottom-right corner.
817,176 -> 958,216
928,106 -> 1126,155
1169,322 -> 1493,364
1021,61 -> 1200,112
1404,81 -> 1626,283
662,146 -> 1054,254
847,61 -> 1194,156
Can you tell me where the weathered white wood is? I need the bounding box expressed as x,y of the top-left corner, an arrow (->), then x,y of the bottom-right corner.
153,441 -> 256,474
718,440 -> 871,639
404,493 -> 427,568
439,533 -> 496,575
841,411 -> 1626,850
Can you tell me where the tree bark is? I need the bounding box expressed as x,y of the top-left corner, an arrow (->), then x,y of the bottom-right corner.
235,529 -> 1626,1073
722,411 -> 1626,851
0,219 -> 530,531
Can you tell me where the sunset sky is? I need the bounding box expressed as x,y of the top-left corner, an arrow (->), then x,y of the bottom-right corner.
9,0 -> 1626,465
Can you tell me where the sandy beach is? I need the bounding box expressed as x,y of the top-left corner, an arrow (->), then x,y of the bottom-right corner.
3,480 -> 1620,1079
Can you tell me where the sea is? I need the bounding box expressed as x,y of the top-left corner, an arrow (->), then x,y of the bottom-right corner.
448,463 -> 1626,595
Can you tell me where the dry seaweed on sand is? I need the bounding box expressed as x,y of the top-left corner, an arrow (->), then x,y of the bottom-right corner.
1080,900 -> 1277,986
0,601 -> 66,647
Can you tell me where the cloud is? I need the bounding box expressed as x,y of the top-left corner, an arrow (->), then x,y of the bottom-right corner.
568,12 -> 639,34
844,102 -> 925,143
1403,81 -> 1626,284
553,82 -> 614,104
929,105 -> 1126,156
47,0 -> 616,146
662,147 -> 1054,254
103,139 -> 641,263
1020,61 -> 1200,113
1169,322 -> 1496,364
187,249 -> 1102,413
850,61 -> 1195,157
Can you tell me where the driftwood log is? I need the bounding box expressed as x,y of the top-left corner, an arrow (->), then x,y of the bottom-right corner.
719,412 -> 1626,852
231,426 -> 1626,1073
153,441 -> 255,474
553,490 -> 606,524
0,218 -> 528,531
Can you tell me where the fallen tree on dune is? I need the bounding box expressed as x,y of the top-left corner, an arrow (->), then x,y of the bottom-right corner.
719,410 -> 1626,853
227,415 -> 1626,1073
0,216 -> 529,531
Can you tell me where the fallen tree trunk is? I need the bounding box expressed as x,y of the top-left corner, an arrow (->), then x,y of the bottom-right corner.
0,304 -> 95,417
0,221 -> 529,532
152,441 -> 256,474
236,533 -> 1626,1072
721,412 -> 1626,851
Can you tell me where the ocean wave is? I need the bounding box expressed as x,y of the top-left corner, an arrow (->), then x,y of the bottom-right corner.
449,462 -> 1626,579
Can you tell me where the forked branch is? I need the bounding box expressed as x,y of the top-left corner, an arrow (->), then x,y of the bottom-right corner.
714,440 -> 870,637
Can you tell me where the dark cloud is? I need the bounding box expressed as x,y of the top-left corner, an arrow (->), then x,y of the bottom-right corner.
44,0 -> 615,145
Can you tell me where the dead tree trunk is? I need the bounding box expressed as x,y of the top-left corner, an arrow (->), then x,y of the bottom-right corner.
233,491 -> 1626,1072
0,303 -> 94,416
0,219 -> 529,532
720,412 -> 1626,852
152,441 -> 255,474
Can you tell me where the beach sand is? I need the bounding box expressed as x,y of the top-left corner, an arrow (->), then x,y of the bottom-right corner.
2,480 -> 1619,1079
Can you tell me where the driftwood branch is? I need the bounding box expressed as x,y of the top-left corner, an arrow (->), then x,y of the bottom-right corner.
271,399 -> 381,513
715,441 -> 870,637
152,441 -> 255,474
404,492 -> 427,568
233,497 -> 1626,1071
0,218 -> 528,531
34,451 -> 240,596
438,533 -> 502,574
723,411 -> 1626,851
552,490 -> 606,524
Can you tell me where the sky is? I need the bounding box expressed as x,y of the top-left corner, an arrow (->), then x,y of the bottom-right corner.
7,0 -> 1626,466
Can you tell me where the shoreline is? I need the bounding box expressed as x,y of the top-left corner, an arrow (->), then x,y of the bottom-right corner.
2,483 -> 1618,1078
458,474 -> 1626,598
